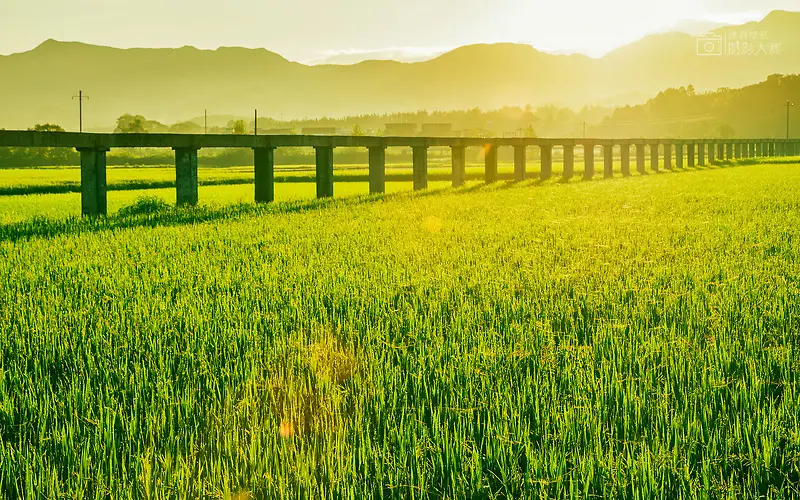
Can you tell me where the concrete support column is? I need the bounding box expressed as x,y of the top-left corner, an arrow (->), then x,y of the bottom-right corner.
676,143 -> 684,169
687,143 -> 696,167
562,144 -> 574,179
368,146 -> 386,194
650,143 -> 659,172
513,145 -> 526,182
315,146 -> 334,198
175,147 -> 199,206
726,143 -> 733,161
484,144 -> 498,184
747,143 -> 754,158
412,146 -> 428,190
451,146 -> 466,187
768,142 -> 775,157
540,145 -> 553,180
758,142 -> 764,157
777,142 -> 785,157
603,144 -> 613,178
698,143 -> 706,165
664,143 -> 673,169
635,144 -> 645,174
253,147 -> 275,203
620,144 -> 631,176
77,147 -> 108,217
735,142 -> 742,158
583,143 -> 595,180
716,143 -> 724,162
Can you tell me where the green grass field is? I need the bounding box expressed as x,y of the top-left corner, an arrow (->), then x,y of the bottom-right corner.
1,162 -> 799,498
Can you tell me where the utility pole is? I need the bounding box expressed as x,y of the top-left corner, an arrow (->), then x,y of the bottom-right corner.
204,109 -> 208,134
785,100 -> 794,139
72,91 -> 89,133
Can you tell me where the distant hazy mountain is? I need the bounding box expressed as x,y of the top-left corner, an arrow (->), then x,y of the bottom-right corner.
0,10 -> 797,130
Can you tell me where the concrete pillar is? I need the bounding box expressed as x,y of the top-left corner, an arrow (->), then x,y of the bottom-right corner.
620,144 -> 631,176
735,142 -> 742,158
768,142 -> 775,157
484,144 -> 498,183
368,146 -> 386,194
777,142 -> 785,157
540,145 -> 553,180
77,147 -> 108,217
412,146 -> 428,190
687,143 -> 695,167
451,146 -> 466,187
747,143 -> 754,158
664,143 -> 672,169
726,143 -> 733,161
650,143 -> 659,172
603,144 -> 613,178
758,142 -> 764,157
717,143 -> 725,162
175,147 -> 199,206
583,143 -> 595,180
562,144 -> 574,179
698,143 -> 706,165
676,143 -> 684,168
315,146 -> 334,198
636,144 -> 645,174
253,147 -> 275,203
514,145 -> 526,182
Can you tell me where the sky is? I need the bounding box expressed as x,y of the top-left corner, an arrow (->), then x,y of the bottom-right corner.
0,0 -> 798,63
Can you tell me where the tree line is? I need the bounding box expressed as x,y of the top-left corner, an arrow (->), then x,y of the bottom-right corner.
2,74 -> 797,168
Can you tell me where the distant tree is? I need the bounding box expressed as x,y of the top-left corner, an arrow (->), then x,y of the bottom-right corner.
232,120 -> 247,135
351,124 -> 364,136
115,114 -> 147,133
30,123 -> 65,132
169,121 -> 202,134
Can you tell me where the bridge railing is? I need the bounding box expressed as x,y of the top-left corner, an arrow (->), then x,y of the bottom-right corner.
0,131 -> 797,217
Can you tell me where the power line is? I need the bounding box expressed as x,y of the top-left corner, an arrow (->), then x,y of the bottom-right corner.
71,91 -> 89,133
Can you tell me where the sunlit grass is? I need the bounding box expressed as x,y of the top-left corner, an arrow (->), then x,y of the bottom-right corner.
0,162 -> 798,497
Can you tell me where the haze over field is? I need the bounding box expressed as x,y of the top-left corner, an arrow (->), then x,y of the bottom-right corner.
0,4 -> 798,130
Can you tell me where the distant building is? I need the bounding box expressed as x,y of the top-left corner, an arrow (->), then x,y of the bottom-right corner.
384,123 -> 418,136
302,127 -> 338,135
421,123 -> 453,137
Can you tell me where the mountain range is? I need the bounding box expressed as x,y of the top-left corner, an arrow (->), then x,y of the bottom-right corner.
0,10 -> 798,131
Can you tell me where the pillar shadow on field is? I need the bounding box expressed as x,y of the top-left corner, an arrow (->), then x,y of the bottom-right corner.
0,178 -> 531,244
0,159 -> 776,244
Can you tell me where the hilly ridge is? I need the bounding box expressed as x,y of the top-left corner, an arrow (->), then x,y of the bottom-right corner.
0,10 -> 798,130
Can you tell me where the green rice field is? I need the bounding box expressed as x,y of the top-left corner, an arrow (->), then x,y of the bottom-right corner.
0,161 -> 798,498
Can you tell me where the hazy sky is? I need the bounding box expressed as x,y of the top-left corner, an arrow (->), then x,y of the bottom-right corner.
0,0 -> 797,62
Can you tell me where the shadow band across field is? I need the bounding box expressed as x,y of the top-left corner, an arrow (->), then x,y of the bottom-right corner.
0,172 -> 509,197
0,159 -> 762,244
0,180 -> 526,244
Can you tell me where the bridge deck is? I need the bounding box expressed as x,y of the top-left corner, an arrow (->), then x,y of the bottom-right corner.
0,130 -> 786,149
